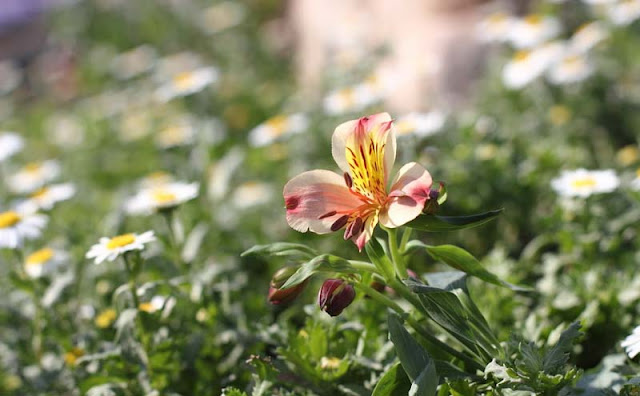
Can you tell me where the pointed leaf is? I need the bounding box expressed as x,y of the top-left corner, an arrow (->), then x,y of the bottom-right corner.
281,254 -> 354,289
409,362 -> 438,396
407,209 -> 503,232
423,244 -> 532,292
241,242 -> 318,259
373,362 -> 411,396
388,313 -> 437,387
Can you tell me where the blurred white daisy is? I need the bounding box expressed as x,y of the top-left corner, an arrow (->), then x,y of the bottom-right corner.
155,117 -> 197,149
0,61 -> 22,96
0,132 -> 23,162
502,43 -> 563,89
138,295 -> 176,316
138,171 -> 175,189
231,181 -> 274,209
199,1 -> 246,35
0,210 -> 48,249
86,231 -> 155,264
569,22 -> 608,53
622,325 -> 640,358
551,169 -> 619,197
630,169 -> 640,191
508,14 -> 561,49
155,67 -> 219,102
395,111 -> 446,138
607,0 -> 640,26
109,45 -> 157,80
17,183 -> 76,213
7,161 -> 61,194
547,54 -> 593,85
125,182 -> 199,215
248,113 -> 308,147
323,82 -> 382,115
47,114 -> 85,148
477,12 -> 515,43
118,107 -> 154,142
208,148 -> 245,200
24,247 -> 67,279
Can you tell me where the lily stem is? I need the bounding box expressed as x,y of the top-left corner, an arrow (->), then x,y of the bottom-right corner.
383,226 -> 408,279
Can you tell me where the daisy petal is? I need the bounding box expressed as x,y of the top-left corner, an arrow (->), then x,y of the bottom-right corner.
380,162 -> 432,228
283,170 -> 362,234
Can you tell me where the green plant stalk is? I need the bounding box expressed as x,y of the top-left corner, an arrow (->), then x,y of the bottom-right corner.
160,209 -> 187,272
383,226 -> 408,279
348,260 -> 382,275
123,254 -> 141,311
354,282 -> 483,372
399,228 -> 413,252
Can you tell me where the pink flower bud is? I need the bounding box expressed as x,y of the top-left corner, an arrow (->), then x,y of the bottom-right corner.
318,279 -> 355,316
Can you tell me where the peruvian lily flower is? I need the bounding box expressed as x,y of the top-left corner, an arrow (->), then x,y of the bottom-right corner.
283,113 -> 433,251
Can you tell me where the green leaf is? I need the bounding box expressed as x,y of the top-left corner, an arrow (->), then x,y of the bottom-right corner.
388,313 -> 439,396
407,209 -> 503,232
410,362 -> 438,396
422,244 -> 532,292
241,242 -> 318,259
543,322 -> 582,374
281,254 -> 354,289
373,362 -> 411,396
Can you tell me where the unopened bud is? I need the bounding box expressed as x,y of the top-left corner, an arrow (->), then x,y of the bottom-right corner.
318,279 -> 355,316
423,182 -> 445,215
268,266 -> 307,305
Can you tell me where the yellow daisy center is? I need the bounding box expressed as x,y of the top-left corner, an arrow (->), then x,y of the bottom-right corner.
571,177 -> 597,189
95,309 -> 117,328
26,248 -> 54,267
24,162 -> 42,174
0,211 -> 21,228
616,146 -> 639,166
524,14 -> 543,26
31,187 -> 50,200
488,13 -> 508,24
173,72 -> 195,90
152,189 -> 177,204
513,50 -> 531,62
265,115 -> 288,137
106,234 -> 136,250
138,302 -> 156,313
64,347 -> 85,366
320,357 -> 342,370
548,105 -> 571,126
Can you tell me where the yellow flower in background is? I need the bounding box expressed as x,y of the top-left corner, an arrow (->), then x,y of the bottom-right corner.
320,356 -> 342,370
7,160 -> 61,194
617,145 -> 639,166
548,105 -> 572,126
95,309 -> 117,328
24,247 -> 67,278
64,347 -> 85,366
248,113 -> 308,147
155,67 -> 219,102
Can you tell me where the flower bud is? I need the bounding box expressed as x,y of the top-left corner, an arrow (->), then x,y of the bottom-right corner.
423,182 -> 445,215
268,266 -> 307,305
318,279 -> 355,316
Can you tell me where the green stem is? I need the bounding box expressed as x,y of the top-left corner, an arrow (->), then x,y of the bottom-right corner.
355,283 -> 483,372
161,210 -> 187,273
384,226 -> 408,279
400,228 -> 413,252
348,260 -> 382,275
123,254 -> 141,310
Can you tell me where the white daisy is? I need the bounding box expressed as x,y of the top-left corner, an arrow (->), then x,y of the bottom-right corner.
508,14 -> 561,49
248,113 -> 308,147
0,210 -> 48,249
630,168 -> 640,191
569,22 -> 608,53
0,61 -> 22,96
395,111 -> 446,138
85,231 -> 156,264
17,183 -> 76,213
24,247 -> 67,279
47,115 -> 85,148
231,181 -> 274,210
7,160 -> 61,194
607,0 -> 640,26
0,132 -> 24,162
155,67 -> 219,102
622,325 -> 640,358
125,182 -> 199,215
502,43 -> 563,89
323,82 -> 382,115
138,295 -> 176,315
199,1 -> 246,35
547,54 -> 593,85
551,169 -> 620,197
138,171 -> 175,189
155,117 -> 197,149
477,12 -> 516,43
109,45 -> 157,80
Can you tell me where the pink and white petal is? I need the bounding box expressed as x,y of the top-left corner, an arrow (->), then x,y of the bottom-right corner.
363,113 -> 395,180
331,119 -> 359,173
379,162 -> 433,228
283,169 -> 362,234
352,212 -> 379,251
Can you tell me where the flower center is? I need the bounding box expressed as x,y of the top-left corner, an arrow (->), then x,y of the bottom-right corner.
31,187 -> 50,200
571,177 -> 597,189
345,120 -> 389,203
265,115 -> 288,137
524,14 -> 542,26
513,50 -> 531,63
106,234 -> 136,249
138,302 -> 156,312
0,211 -> 20,228
152,190 -> 177,204
26,248 -> 54,266
24,162 -> 42,174
488,13 -> 508,24
320,357 -> 342,370
173,72 -> 195,90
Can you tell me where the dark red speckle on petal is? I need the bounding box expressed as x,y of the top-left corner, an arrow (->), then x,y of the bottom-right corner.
285,196 -> 300,210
